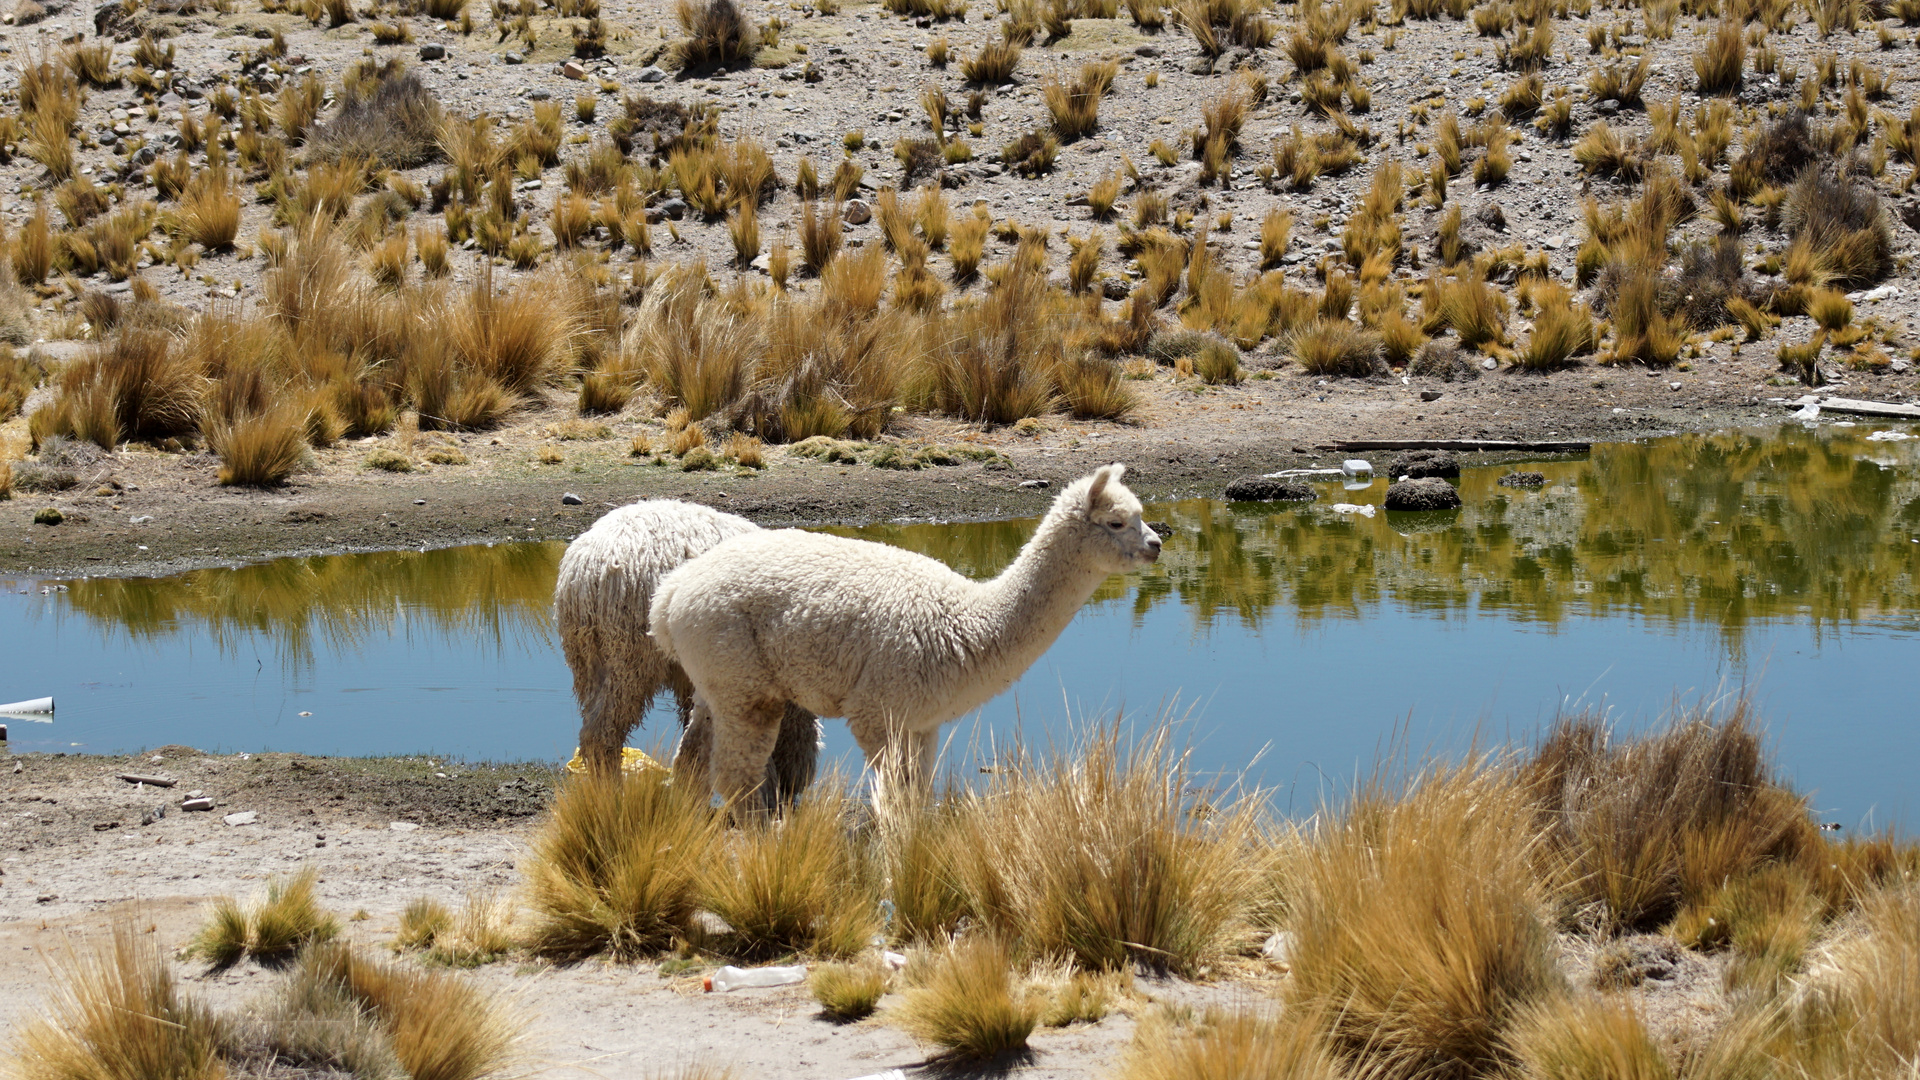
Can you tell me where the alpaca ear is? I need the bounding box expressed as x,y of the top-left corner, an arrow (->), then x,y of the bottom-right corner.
1085,462 -> 1124,509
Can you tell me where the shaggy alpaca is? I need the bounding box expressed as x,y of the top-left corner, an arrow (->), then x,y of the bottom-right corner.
554,500 -> 820,801
651,463 -> 1161,805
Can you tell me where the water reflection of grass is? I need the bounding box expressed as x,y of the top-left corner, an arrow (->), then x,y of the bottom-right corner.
58,542 -> 565,666
47,426 -> 1920,665
1139,426 -> 1920,639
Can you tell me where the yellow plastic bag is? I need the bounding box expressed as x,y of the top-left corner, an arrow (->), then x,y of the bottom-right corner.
563,747 -> 670,776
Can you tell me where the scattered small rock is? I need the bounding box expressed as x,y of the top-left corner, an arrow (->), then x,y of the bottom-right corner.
1384,477 -> 1462,511
389,821 -> 420,832
1224,476 -> 1316,502
1018,479 -> 1050,489
418,43 -> 445,60
181,797 -> 216,811
658,197 -> 688,220
32,508 -> 63,526
843,199 -> 872,225
222,810 -> 258,826
1146,521 -> 1173,537
1497,471 -> 1547,487
36,894 -> 55,904
1420,390 -> 1443,402
561,492 -> 584,505
637,65 -> 667,82
92,821 -> 119,831
561,60 -> 587,79
503,51 -> 524,64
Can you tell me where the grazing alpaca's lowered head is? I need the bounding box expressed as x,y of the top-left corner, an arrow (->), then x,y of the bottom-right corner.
552,499 -> 819,803
650,463 -> 1160,806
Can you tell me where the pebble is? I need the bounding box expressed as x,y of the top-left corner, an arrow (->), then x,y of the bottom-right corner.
1019,479 -> 1051,489
222,810 -> 257,826
561,60 -> 587,79
414,498 -> 427,505
561,492 -> 584,505
637,65 -> 667,82
843,199 -> 873,224
418,43 -> 446,60
389,821 -> 421,832
504,52 -> 524,64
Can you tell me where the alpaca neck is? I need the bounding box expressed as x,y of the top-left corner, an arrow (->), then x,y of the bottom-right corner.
957,511 -> 1108,690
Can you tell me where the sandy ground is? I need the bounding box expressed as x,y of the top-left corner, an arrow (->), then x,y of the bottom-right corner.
0,747 -> 1732,1078
0,748 -> 1275,1079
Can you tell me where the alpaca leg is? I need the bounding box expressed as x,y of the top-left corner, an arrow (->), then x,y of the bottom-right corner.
709,698 -> 787,810
577,679 -> 650,780
766,704 -> 823,809
850,719 -> 919,816
670,691 -> 714,798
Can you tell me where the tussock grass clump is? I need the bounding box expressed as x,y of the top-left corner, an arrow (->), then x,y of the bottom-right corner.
961,40 -> 1023,84
1783,169 -> 1891,288
307,61 -> 444,168
11,923 -> 227,1080
522,766 -> 722,960
39,327 -> 200,450
701,778 -> 879,959
1693,20 -> 1745,95
1518,704 -> 1818,932
882,723 -> 1260,973
1517,283 -> 1596,370
1282,762 -> 1565,1079
674,0 -> 760,68
896,935 -> 1041,1060
208,403 -> 310,487
1288,318 -> 1383,376
810,960 -> 888,1022
189,867 -> 341,968
247,943 -> 522,1080
1117,1008 -> 1348,1080
1043,60 -> 1117,141
1505,996 -> 1670,1080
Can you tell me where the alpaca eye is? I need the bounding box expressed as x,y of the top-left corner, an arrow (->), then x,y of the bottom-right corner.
1107,520 -> 1125,530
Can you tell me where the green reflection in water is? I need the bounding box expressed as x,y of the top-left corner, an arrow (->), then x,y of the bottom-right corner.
57,542 -> 566,666
45,425 -> 1920,666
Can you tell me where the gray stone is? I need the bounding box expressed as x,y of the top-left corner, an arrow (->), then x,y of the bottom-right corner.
1384,477 -> 1462,511
389,821 -> 421,832
843,198 -> 872,225
419,43 -> 446,60
637,65 -> 667,82
504,51 -> 525,64
1596,99 -> 1620,115
1224,475 -> 1316,502
561,492 -> 584,505
527,88 -> 551,100
1019,479 -> 1051,489
1134,44 -> 1162,57
1101,277 -> 1130,301
222,810 -> 257,826
658,197 -> 688,220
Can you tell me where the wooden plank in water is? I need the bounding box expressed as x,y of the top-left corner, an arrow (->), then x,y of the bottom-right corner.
1321,439 -> 1593,453
1813,397 -> 1920,420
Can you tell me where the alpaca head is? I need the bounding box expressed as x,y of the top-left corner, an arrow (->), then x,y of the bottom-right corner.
1049,463 -> 1160,571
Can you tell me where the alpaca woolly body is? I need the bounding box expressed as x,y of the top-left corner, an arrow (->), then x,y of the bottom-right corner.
553,499 -> 819,799
650,464 -> 1160,804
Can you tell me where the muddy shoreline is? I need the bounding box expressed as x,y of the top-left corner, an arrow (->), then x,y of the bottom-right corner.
0,369 -> 1812,579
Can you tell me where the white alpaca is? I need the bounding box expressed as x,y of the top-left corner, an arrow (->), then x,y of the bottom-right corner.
553,500 -> 820,799
649,463 -> 1161,804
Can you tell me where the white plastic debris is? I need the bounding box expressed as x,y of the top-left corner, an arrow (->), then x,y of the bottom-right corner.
0,697 -> 53,715
1866,430 -> 1914,441
704,964 -> 808,992
882,951 -> 908,970
1340,459 -> 1374,490
1330,503 -> 1377,518
1792,402 -> 1821,421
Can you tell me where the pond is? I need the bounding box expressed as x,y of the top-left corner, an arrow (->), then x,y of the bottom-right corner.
4,423 -> 1918,825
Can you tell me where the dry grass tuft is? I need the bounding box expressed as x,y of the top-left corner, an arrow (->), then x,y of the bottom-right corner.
251,943 -> 522,1080
1116,1007 -> 1349,1080
674,0 -> 760,68
11,922 -> 226,1080
1505,996 -> 1671,1080
308,61 -> 444,168
896,935 -> 1041,1060
189,867 -> 340,968
1283,761 -> 1564,1079
1518,702 -> 1819,933
1288,318 -> 1383,376
809,959 -> 888,1022
701,778 -> 879,959
522,766 -> 721,960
